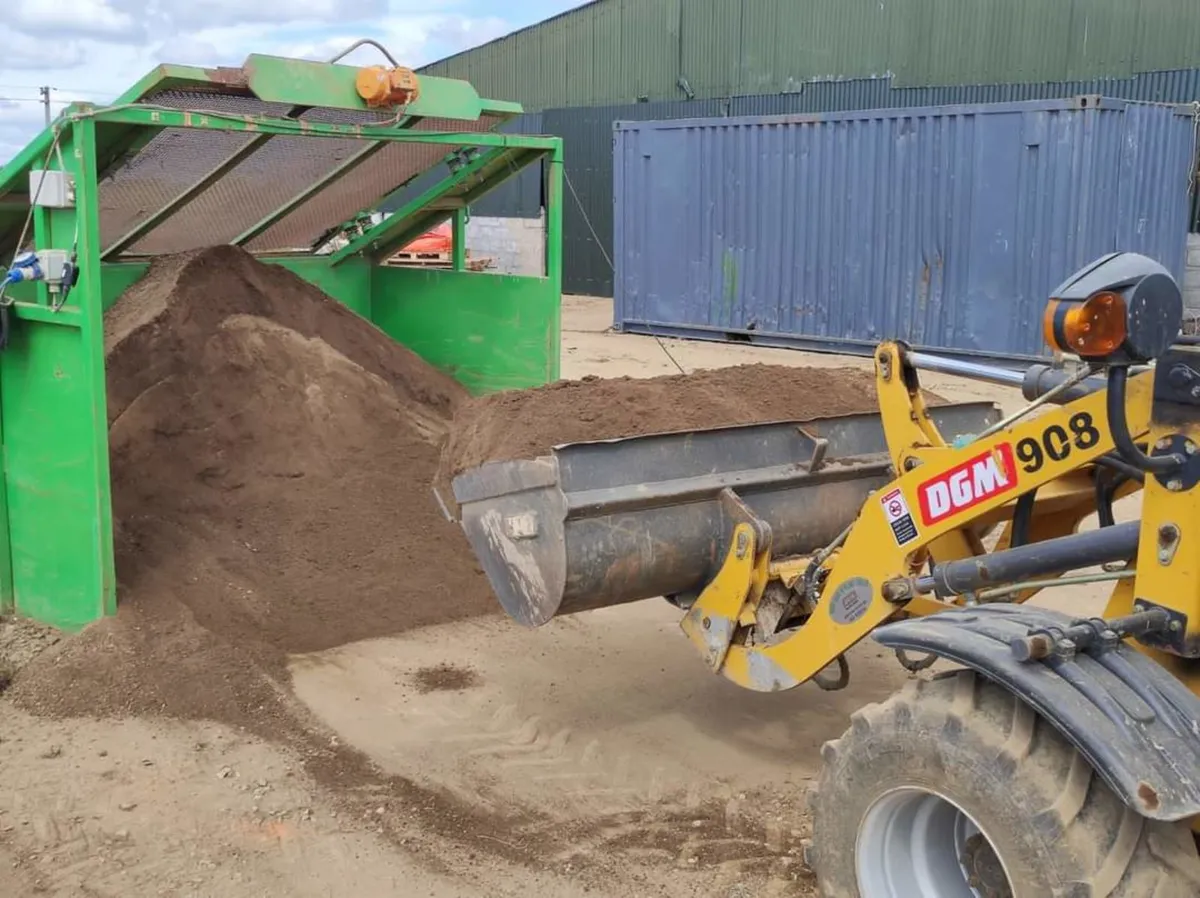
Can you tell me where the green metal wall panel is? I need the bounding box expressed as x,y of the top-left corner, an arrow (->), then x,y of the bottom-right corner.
271,257 -> 374,319
582,0 -> 617,107
535,15 -> 567,109
563,3 -> 598,106
680,0 -> 742,98
623,0 -> 683,102
102,264 -> 151,311
742,1 -> 890,88
422,0 -> 1200,107
371,267 -> 560,393
1135,0 -> 1200,73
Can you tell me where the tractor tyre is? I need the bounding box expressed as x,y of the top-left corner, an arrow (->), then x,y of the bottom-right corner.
807,669 -> 1200,898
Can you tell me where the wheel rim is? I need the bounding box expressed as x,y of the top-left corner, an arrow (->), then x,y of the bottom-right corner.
856,787 -> 1014,898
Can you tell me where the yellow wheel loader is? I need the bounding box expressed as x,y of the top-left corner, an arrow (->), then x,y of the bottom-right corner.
450,252 -> 1200,897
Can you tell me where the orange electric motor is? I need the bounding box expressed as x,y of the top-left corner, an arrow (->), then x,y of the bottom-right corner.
356,66 -> 421,108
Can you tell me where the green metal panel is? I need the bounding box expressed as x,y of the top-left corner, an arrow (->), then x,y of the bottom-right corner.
892,0 -> 1135,86
421,0 -> 1200,106
371,267 -> 560,394
241,54 -> 519,119
451,210 -> 468,271
1134,0 -> 1200,74
111,64 -> 225,105
585,0 -> 621,108
563,1 -> 597,107
679,0 -> 741,98
621,0 -> 683,102
537,13 -> 570,110
270,257 -> 374,319
1067,0 -> 1139,80
0,119 -> 115,629
79,105 -> 550,145
102,264 -> 151,310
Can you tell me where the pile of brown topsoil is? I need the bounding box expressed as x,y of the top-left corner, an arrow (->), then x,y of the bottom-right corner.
11,245 -> 494,733
441,364 -> 898,478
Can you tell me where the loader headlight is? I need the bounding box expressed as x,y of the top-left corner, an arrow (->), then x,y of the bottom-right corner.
1043,291 -> 1127,358
1042,252 -> 1182,364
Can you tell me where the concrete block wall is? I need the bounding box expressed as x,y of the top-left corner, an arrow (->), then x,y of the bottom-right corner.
467,215 -> 545,277
1186,233 -> 1200,313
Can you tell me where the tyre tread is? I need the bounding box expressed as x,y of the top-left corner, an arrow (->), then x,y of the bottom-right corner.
809,669 -> 1200,898
1041,750 -> 1093,831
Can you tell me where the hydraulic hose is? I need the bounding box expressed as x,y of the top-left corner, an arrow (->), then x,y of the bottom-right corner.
1106,366 -> 1185,475
1094,469 -> 1129,529
1010,489 -> 1036,547
1093,452 -> 1146,483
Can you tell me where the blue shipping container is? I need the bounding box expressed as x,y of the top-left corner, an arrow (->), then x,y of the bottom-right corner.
613,97 -> 1198,362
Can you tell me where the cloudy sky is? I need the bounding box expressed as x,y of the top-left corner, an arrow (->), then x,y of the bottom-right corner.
0,0 -> 582,162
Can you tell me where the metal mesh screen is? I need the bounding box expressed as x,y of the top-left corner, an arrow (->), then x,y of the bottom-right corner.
96,89 -> 504,256
245,114 -> 505,252
96,92 -> 285,250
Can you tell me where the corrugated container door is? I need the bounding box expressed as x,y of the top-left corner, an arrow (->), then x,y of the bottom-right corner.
613,98 -> 1196,362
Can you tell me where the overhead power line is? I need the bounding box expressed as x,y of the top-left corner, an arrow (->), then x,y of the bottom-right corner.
0,96 -> 71,105
0,84 -> 111,98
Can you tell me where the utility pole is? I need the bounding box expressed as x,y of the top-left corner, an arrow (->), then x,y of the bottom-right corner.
39,86 -> 50,126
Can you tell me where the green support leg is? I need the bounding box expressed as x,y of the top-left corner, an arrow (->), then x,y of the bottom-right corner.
452,209 -> 467,271
0,119 -> 115,628
546,149 -> 564,288
0,389 -> 11,616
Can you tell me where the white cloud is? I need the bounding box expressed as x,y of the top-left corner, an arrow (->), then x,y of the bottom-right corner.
11,0 -> 142,42
0,30 -> 89,70
0,0 -> 547,163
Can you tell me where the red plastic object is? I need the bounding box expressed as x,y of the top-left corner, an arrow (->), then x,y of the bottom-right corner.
401,222 -> 453,254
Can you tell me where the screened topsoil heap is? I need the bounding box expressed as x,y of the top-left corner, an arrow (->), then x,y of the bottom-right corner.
14,245 -> 898,740
441,365 -> 929,479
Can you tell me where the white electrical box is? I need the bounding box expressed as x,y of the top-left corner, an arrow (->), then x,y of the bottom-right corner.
28,170 -> 75,208
35,250 -> 71,287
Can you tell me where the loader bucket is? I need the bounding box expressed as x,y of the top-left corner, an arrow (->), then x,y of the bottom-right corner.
452,402 -> 1001,627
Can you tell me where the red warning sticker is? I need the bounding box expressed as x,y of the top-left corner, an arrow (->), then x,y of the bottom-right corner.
880,488 -> 919,546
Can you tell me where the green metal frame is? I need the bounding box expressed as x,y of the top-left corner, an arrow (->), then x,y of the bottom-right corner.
0,54 -> 564,630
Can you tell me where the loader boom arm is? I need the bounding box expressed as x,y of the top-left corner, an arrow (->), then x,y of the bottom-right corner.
681,342 -> 1157,692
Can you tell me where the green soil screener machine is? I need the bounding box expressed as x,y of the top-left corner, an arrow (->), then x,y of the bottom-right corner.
0,47 -> 563,631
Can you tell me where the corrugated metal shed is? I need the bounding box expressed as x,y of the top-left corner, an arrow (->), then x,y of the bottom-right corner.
422,0 -> 1200,108
544,100 -> 723,295
613,99 -> 1197,361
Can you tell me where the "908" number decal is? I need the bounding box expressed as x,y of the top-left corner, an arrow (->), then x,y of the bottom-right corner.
1015,412 -> 1101,474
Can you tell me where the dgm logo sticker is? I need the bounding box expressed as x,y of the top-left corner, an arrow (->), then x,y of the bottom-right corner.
917,444 -> 1018,527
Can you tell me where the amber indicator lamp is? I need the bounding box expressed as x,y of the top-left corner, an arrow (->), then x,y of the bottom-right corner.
1043,290 -> 1128,359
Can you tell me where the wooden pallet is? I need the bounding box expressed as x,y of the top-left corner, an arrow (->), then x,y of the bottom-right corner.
383,253 -> 495,272
387,251 -> 452,266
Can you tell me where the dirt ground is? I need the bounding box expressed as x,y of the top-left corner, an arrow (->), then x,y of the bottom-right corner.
0,295 -> 1118,898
